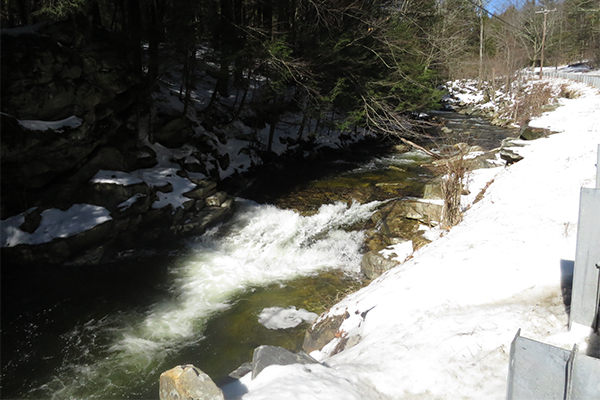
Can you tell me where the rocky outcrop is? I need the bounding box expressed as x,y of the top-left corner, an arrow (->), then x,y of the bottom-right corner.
1,22 -> 141,218
1,177 -> 235,266
0,23 -> 237,267
159,364 -> 224,400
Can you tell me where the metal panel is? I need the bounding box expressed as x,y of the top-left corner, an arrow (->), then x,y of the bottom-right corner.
507,331 -> 569,400
596,144 -> 599,189
570,351 -> 600,399
569,187 -> 600,330
507,331 -> 600,400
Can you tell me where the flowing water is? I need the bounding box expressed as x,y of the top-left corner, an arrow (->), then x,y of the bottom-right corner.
1,200 -> 381,399
1,112 -> 515,399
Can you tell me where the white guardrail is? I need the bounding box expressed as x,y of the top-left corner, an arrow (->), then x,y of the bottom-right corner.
524,69 -> 600,88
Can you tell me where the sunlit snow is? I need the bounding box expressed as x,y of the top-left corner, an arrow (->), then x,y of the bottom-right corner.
1,204 -> 111,247
223,79 -> 600,400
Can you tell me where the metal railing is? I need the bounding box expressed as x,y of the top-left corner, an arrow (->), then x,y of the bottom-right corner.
506,330 -> 600,400
506,146 -> 600,400
524,70 -> 600,88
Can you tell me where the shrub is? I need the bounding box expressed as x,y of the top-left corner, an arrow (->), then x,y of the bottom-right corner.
440,152 -> 469,228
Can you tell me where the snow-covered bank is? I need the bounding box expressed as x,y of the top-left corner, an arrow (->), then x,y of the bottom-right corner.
224,82 -> 600,398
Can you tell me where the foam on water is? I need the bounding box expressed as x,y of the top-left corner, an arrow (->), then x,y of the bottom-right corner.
35,199 -> 380,399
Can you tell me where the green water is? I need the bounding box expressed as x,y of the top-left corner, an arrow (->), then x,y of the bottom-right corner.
1,115 -> 514,399
276,151 -> 435,212
176,270 -> 366,386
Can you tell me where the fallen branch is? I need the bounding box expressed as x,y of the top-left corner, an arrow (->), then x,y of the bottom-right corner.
399,137 -> 442,159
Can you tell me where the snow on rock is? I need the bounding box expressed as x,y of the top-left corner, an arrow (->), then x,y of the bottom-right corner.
131,167 -> 196,210
17,116 -> 83,131
92,170 -> 144,186
1,204 -> 112,247
378,240 -> 413,263
258,307 -> 318,330
230,81 -> 600,399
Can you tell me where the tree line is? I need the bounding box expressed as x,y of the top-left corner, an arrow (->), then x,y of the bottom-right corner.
441,0 -> 599,83
2,0 -> 598,140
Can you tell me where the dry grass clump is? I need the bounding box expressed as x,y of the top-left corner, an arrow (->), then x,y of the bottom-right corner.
558,83 -> 581,99
440,151 -> 470,228
512,81 -> 554,126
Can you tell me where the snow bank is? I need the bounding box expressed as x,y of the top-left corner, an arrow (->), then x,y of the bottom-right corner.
225,82 -> 600,399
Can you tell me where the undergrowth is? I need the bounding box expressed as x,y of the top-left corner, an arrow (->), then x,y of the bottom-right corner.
503,80 -> 581,126
440,149 -> 470,228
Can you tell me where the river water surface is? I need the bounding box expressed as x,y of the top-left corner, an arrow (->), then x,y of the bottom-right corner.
0,112 -> 515,399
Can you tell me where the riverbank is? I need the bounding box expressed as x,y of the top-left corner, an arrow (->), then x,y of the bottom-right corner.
223,79 -> 600,399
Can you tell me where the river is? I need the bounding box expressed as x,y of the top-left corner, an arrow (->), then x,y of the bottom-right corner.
0,112 -> 515,399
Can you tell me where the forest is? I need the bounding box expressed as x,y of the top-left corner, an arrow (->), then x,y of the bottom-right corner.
2,0 -> 598,138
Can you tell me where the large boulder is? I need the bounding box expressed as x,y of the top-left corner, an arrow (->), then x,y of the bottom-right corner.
520,125 -> 551,141
251,345 -> 320,379
159,364 -> 224,400
154,117 -> 195,148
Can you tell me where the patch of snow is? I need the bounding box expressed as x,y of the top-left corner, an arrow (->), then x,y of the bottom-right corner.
230,80 -> 600,400
258,307 -> 319,330
130,167 -> 196,210
419,224 -> 442,241
17,116 -> 83,131
118,194 -> 145,210
92,170 -> 144,186
1,204 -> 112,247
379,241 -> 413,263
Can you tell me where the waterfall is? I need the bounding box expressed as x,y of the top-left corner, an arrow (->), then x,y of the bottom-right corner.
32,199 -> 380,399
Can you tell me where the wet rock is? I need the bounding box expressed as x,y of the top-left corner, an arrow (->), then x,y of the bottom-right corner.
159,364 -> 224,400
175,198 -> 235,236
228,362 -> 253,380
251,345 -> 320,379
361,251 -> 398,279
